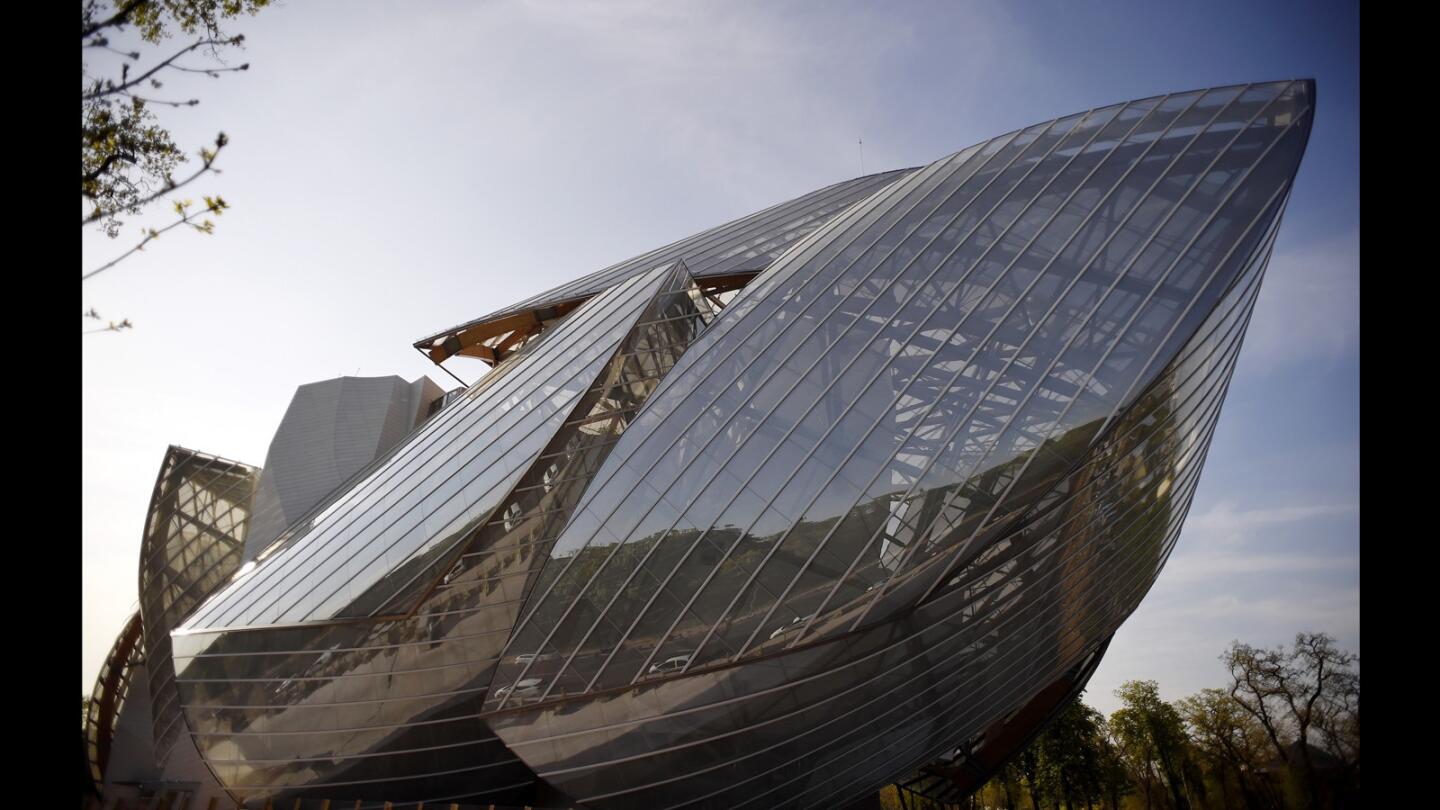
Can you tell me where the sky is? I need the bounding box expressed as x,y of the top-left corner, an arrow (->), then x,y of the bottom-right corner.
81,0 -> 1359,718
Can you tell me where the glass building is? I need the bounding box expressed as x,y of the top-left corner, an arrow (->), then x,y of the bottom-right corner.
88,80 -> 1315,808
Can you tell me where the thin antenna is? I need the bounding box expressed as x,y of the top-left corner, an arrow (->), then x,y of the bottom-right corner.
858,138 -> 865,175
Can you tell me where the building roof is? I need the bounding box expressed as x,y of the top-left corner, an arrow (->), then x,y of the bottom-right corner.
413,168 -> 916,364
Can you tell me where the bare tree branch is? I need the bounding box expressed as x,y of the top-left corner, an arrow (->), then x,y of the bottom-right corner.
84,319 -> 135,335
82,36 -> 241,102
83,196 -> 227,282
94,45 -> 142,59
167,62 -> 250,76
117,91 -> 201,107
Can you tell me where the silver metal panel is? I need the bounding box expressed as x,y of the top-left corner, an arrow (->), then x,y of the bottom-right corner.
243,376 -> 443,563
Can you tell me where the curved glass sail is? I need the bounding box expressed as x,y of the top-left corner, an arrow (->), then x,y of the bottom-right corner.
492,81 -> 1312,713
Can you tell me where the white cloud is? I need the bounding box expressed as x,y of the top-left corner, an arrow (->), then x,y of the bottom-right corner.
1160,548 -> 1357,584
1183,499 -> 1359,545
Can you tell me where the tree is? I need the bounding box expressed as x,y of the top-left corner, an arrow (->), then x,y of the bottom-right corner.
1036,698 -> 1106,810
1222,633 -> 1359,810
1110,681 -> 1194,810
1177,687 -> 1279,809
970,696 -> 1131,810
1095,722 -> 1133,810
1018,741 -> 1046,810
989,760 -> 1026,810
82,0 -> 268,284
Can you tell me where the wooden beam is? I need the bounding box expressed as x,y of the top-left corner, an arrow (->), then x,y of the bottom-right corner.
494,325 -> 536,355
697,270 -> 760,294
455,343 -> 499,364
426,310 -> 540,363
421,289 -> 626,365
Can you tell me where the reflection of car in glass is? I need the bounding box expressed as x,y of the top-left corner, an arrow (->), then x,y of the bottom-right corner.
768,614 -> 814,641
513,652 -> 557,665
647,654 -> 692,676
494,678 -> 545,700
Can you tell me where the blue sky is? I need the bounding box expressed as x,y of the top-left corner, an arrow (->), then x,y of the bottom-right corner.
81,0 -> 1359,716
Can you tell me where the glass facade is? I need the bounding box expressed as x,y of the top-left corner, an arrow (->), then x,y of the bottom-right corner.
90,80 -> 1314,808
137,447 -> 260,767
